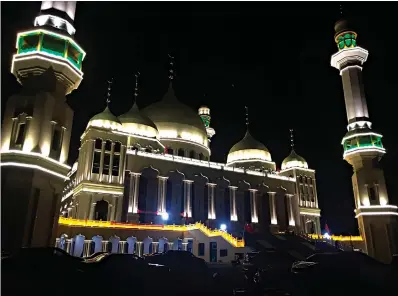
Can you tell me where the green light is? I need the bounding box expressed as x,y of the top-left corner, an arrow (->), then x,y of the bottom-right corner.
16,31 -> 84,71
343,135 -> 384,152
200,115 -> 210,128
336,32 -> 357,51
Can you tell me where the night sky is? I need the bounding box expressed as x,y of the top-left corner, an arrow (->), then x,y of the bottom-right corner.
2,2 -> 397,235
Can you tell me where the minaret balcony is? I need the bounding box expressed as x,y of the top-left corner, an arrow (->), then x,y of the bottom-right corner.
330,47 -> 368,70
342,132 -> 386,159
11,29 -> 85,93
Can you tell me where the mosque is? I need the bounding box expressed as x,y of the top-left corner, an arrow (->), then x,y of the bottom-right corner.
1,1 -> 396,263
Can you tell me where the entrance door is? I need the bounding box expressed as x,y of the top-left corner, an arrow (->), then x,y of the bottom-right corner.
210,242 -> 217,262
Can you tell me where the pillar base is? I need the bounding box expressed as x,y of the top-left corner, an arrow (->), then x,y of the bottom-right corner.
270,224 -> 279,234
126,213 -> 139,223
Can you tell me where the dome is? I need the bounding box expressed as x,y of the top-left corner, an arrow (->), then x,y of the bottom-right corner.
119,102 -> 158,138
281,149 -> 308,170
87,106 -> 123,131
227,130 -> 272,165
142,83 -> 208,147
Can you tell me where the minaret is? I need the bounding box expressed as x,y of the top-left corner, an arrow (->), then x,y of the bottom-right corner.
198,99 -> 216,140
1,1 -> 85,252
331,17 -> 397,263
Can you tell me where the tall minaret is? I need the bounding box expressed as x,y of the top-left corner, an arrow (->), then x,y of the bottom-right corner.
331,18 -> 397,263
1,1 -> 85,252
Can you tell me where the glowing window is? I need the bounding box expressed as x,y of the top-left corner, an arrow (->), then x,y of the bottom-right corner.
66,42 -> 83,69
337,33 -> 357,50
41,34 -> 66,57
18,33 -> 40,54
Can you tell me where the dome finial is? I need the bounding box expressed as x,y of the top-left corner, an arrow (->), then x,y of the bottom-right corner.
134,71 -> 140,104
168,53 -> 175,81
289,128 -> 295,150
245,105 -> 250,129
106,78 -> 113,106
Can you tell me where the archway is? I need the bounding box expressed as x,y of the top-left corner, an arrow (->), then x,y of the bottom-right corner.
94,199 -> 109,221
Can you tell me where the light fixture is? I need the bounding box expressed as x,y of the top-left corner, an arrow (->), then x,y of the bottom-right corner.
220,224 -> 227,231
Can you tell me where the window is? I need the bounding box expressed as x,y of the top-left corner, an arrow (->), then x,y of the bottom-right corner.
114,142 -> 121,153
105,140 -> 112,151
368,186 -> 377,202
103,154 -> 110,175
112,155 -> 120,176
95,138 -> 102,149
41,34 -> 66,57
15,123 -> 26,145
178,148 -> 185,157
167,148 -> 173,154
51,129 -> 62,152
189,150 -> 195,159
18,33 -> 40,54
66,42 -> 83,69
199,153 -> 204,160
337,33 -> 357,50
145,148 -> 152,153
220,249 -> 228,257
198,243 -> 205,256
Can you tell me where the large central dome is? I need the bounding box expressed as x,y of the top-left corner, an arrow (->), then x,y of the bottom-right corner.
142,83 -> 210,158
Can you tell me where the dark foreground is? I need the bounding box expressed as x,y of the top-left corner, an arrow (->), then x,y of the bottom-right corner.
2,248 -> 397,296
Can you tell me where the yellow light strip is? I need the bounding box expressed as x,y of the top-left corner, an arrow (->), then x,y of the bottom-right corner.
12,52 -> 83,78
16,29 -> 86,58
0,162 -> 68,180
308,233 -> 363,242
1,149 -> 71,169
58,217 -> 245,248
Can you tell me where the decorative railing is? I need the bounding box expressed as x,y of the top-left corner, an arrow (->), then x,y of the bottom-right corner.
58,217 -> 245,248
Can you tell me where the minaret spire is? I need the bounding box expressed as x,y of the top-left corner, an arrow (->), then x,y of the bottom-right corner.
168,54 -> 175,81
289,129 -> 295,150
106,78 -> 113,106
134,71 -> 140,104
245,106 -> 250,129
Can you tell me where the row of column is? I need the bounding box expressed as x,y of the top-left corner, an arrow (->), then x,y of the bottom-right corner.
126,172 -> 298,227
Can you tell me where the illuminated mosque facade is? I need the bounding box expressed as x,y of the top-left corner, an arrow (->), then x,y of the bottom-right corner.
1,1 -> 396,263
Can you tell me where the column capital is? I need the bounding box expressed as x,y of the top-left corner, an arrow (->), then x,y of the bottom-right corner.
183,179 -> 194,183
249,188 -> 258,192
229,186 -> 238,190
207,182 -> 217,187
158,176 -> 169,180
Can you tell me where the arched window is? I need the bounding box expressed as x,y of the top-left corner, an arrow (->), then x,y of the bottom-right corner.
189,150 -> 195,159
105,140 -> 112,151
94,199 -> 109,221
167,148 -> 174,155
299,175 -> 303,183
178,148 -> 185,157
145,148 -> 152,153
199,153 -> 204,160
307,177 -> 312,185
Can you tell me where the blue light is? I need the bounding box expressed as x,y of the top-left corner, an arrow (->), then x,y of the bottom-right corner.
220,224 -> 227,231
161,212 -> 169,221
323,232 -> 331,239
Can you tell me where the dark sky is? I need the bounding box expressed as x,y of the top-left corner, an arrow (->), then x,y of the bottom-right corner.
2,2 -> 397,235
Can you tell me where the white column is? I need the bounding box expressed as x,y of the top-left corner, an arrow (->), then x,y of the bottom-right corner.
286,194 -> 295,227
89,202 -> 96,220
229,186 -> 238,221
85,139 -> 94,180
183,180 -> 193,218
157,176 -> 168,214
108,142 -> 115,183
128,173 -> 141,214
250,189 -> 258,223
268,192 -> 277,225
207,183 -> 216,219
118,145 -> 126,184
99,141 -> 105,182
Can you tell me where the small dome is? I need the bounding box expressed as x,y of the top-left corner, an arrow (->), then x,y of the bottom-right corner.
119,102 -> 158,138
87,106 -> 123,131
281,149 -> 308,170
227,130 -> 272,165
